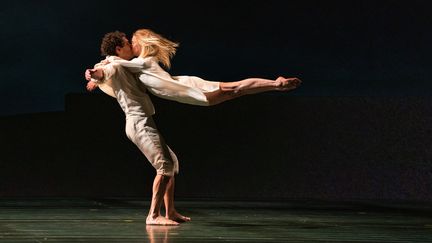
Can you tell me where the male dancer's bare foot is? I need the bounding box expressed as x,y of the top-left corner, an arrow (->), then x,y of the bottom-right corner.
275,76 -> 302,91
146,216 -> 179,226
166,211 -> 191,223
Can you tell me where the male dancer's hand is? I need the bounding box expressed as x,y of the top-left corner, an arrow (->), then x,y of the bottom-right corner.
86,81 -> 98,92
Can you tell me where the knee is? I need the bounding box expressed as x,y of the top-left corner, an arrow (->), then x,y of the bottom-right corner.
159,174 -> 173,181
155,167 -> 174,179
155,174 -> 172,186
220,82 -> 235,91
220,82 -> 242,95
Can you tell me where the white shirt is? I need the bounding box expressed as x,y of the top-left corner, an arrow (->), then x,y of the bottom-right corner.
107,56 -> 220,106
91,58 -> 155,117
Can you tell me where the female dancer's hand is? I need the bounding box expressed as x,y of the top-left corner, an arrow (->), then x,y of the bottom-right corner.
85,68 -> 104,81
85,69 -> 93,81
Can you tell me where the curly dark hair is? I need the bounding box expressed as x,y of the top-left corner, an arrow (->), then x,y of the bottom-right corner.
100,31 -> 126,56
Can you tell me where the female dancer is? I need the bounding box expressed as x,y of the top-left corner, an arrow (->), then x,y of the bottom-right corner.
99,28 -> 302,106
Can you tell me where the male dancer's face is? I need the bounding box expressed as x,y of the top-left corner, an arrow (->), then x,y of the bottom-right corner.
131,36 -> 141,57
116,37 -> 134,60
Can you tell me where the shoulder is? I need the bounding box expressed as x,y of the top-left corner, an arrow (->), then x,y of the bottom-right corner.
133,56 -> 155,63
129,56 -> 155,68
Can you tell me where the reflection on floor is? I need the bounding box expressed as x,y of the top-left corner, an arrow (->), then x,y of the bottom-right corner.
0,198 -> 431,242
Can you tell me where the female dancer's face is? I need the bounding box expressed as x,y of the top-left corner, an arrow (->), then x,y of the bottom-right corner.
131,36 -> 141,57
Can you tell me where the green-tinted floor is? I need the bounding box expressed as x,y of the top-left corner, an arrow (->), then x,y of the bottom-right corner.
0,198 -> 431,242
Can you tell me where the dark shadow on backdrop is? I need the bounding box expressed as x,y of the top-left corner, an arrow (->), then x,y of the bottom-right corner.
0,93 -> 431,203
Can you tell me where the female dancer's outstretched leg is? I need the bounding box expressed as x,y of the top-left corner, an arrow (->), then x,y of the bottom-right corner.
205,76 -> 301,105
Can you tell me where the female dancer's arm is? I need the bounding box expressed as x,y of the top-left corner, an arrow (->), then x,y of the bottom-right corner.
84,60 -> 118,98
110,57 -> 212,106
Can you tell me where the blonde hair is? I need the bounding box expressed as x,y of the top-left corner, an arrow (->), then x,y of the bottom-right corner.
133,29 -> 179,69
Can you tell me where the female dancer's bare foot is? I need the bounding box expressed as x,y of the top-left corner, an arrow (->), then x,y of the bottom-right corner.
166,211 -> 191,223
275,76 -> 302,91
146,216 -> 179,226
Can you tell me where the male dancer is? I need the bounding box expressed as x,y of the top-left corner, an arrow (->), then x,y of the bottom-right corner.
85,31 -> 186,226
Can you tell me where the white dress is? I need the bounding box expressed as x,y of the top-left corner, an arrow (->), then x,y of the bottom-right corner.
106,56 -> 220,106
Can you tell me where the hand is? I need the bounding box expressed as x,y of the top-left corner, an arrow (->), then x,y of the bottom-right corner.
85,69 -> 94,81
85,68 -> 104,81
86,81 -> 98,92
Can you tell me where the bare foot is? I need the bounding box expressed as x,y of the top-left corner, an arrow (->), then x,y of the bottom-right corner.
166,211 -> 191,223
275,77 -> 302,91
146,216 -> 179,226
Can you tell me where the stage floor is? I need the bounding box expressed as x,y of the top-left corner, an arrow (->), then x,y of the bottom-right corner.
0,198 -> 430,242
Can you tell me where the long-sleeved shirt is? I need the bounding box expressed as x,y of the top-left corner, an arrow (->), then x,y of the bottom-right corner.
91,59 -> 155,117
105,56 -> 220,106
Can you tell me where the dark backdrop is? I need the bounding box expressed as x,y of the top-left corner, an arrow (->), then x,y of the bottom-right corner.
1,94 -> 431,203
1,0 -> 431,115
0,0 -> 431,203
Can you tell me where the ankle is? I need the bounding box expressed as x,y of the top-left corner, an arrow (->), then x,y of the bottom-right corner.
148,212 -> 161,219
166,209 -> 177,216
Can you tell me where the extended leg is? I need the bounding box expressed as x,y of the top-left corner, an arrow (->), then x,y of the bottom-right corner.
146,175 -> 179,225
205,77 -> 301,105
164,176 -> 191,222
